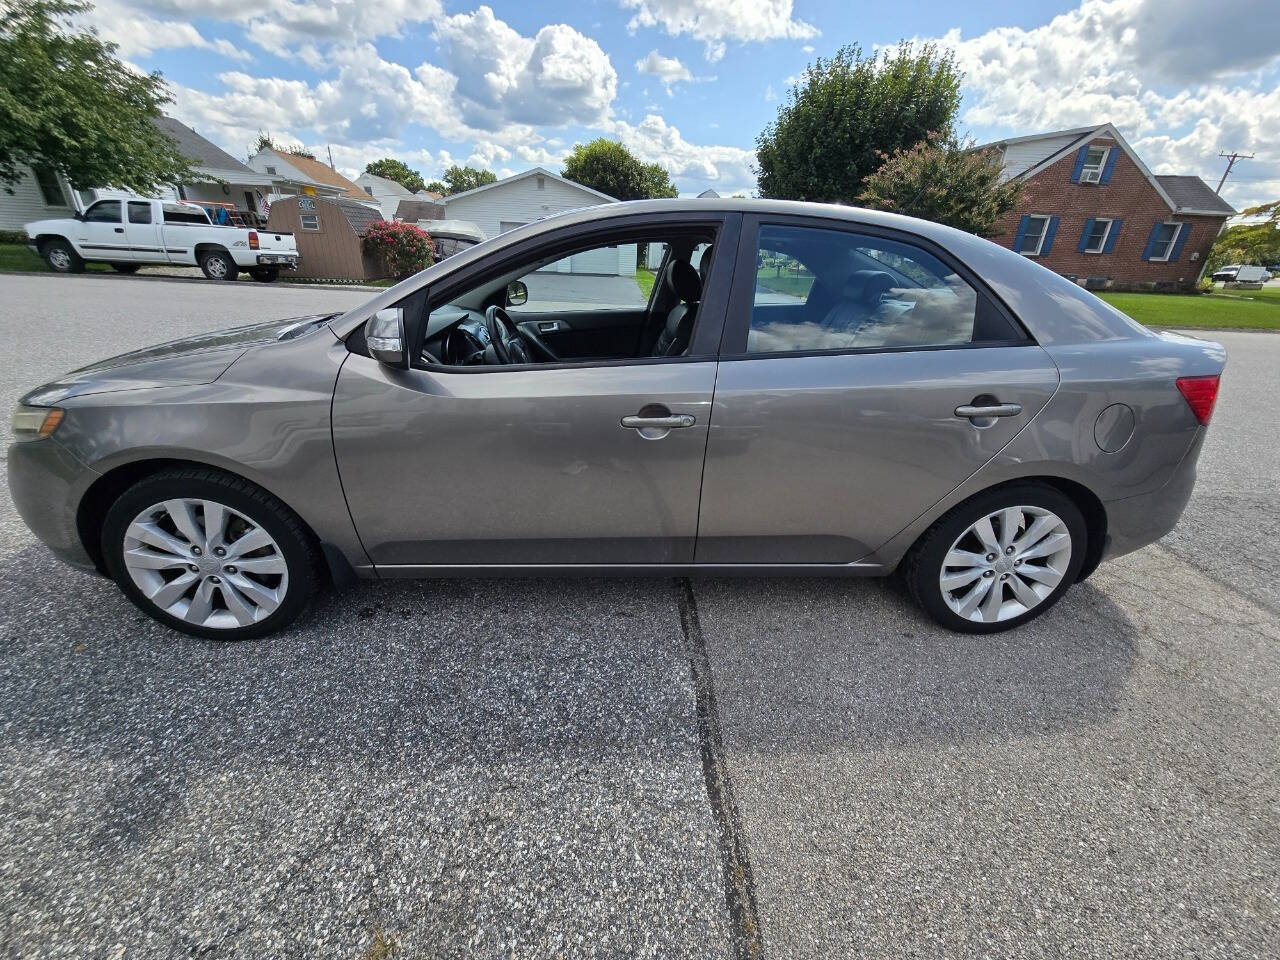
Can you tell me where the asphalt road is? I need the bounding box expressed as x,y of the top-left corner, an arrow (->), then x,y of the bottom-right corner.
0,273 -> 1275,958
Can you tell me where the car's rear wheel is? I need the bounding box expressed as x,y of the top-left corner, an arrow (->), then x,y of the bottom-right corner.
904,484 -> 1086,633
111,263 -> 141,274
199,249 -> 238,281
249,266 -> 280,283
41,239 -> 84,273
102,468 -> 321,640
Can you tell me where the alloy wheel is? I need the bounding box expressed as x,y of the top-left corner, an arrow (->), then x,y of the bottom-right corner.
121,498 -> 289,629
48,248 -> 71,270
206,256 -> 228,279
938,505 -> 1073,624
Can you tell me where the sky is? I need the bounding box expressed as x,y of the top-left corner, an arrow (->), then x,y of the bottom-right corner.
82,0 -> 1280,210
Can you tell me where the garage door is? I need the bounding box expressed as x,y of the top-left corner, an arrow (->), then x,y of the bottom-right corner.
568,246 -> 621,275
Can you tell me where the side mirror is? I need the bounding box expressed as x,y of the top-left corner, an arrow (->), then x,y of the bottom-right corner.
367,307 -> 407,367
506,280 -> 528,307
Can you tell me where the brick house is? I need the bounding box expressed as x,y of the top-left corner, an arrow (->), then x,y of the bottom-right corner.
980,123 -> 1236,291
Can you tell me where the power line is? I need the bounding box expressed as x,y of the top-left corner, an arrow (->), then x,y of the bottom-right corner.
1216,150 -> 1255,194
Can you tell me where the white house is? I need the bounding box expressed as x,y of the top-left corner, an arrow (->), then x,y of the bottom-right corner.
441,167 -> 629,274
0,165 -> 77,231
354,171 -> 415,220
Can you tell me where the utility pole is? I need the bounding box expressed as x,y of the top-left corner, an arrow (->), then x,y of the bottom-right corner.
1216,150 -> 1254,194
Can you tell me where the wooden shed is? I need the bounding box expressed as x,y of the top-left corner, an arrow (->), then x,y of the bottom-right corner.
264,196 -> 389,282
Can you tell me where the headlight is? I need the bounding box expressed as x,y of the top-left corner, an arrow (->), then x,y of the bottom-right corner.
11,405 -> 65,442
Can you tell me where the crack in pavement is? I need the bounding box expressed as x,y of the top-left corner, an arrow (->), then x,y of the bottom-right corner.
675,578 -> 764,960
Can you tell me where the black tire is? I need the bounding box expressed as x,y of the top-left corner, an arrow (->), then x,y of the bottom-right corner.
101,468 -> 322,640
249,266 -> 280,283
41,238 -> 84,273
903,483 -> 1087,634
111,263 -> 141,274
199,248 -> 239,281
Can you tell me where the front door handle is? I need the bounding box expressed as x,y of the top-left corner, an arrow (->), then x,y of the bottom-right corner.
955,402 -> 1022,419
621,414 -> 696,430
113,227 -> 124,233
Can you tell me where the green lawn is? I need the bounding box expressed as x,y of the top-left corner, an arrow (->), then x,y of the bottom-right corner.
1097,289 -> 1280,331
0,242 -> 119,274
756,266 -> 814,298
636,267 -> 657,300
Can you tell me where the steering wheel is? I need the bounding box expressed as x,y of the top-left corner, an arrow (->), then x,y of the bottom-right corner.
484,304 -> 560,364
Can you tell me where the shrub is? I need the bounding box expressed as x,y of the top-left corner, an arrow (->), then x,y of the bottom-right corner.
363,220 -> 434,279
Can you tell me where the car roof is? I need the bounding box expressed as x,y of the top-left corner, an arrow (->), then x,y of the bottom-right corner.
331,198 -> 1153,346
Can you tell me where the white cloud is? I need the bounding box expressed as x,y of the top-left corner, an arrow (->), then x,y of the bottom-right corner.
432,6 -> 618,130
916,0 -> 1280,207
636,50 -> 693,94
607,113 -> 755,193
84,0 -> 251,60
622,0 -> 818,62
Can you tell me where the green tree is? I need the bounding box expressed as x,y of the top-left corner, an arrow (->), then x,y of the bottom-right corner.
423,180 -> 447,195
857,135 -> 1024,236
562,138 -> 678,200
756,42 -> 962,203
251,131 -> 314,161
441,165 -> 497,195
0,0 -> 193,193
364,157 -> 426,193
1206,201 -> 1280,272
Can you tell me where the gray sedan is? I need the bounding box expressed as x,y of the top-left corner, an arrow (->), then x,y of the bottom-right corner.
8,199 -> 1225,639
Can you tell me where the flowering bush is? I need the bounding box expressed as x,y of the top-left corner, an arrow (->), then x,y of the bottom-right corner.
363,220 -> 434,279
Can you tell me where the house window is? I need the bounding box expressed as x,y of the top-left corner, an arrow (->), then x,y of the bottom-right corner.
1080,146 -> 1109,184
300,213 -> 320,230
364,185 -> 374,195
1148,222 -> 1182,261
1082,218 -> 1113,253
265,165 -> 277,175
32,166 -> 65,206
536,175 -> 545,190
1017,215 -> 1051,256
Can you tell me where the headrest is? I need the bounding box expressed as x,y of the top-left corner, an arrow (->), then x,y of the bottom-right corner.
843,270 -> 896,305
698,245 -> 714,284
666,259 -> 703,303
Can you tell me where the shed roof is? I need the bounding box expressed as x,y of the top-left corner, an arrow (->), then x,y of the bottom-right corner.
334,197 -> 384,235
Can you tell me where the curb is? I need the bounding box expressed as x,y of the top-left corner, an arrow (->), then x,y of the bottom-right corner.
0,270 -> 386,293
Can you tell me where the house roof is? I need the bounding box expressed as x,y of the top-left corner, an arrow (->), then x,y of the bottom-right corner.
260,149 -> 375,203
442,167 -> 617,205
1155,176 -> 1236,215
333,197 -> 384,236
154,116 -> 254,174
355,171 -> 414,197
979,123 -> 1235,218
395,199 -> 447,221
697,188 -> 721,198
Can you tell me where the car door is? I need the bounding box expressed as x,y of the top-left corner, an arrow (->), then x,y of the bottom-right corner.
73,199 -> 128,259
331,215 -> 738,569
696,215 -> 1061,565
123,200 -> 165,262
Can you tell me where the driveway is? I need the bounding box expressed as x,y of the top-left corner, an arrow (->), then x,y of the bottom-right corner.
519,271 -> 649,310
0,274 -> 1275,958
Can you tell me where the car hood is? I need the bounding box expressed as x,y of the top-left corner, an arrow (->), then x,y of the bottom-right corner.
21,315 -> 333,405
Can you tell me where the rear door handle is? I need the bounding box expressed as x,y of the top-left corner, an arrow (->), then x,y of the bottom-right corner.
955,403 -> 1022,419
621,414 -> 696,429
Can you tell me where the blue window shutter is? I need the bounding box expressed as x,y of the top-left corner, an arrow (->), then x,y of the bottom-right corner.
1013,215 -> 1030,253
1041,216 -> 1060,255
1077,218 -> 1096,252
1071,146 -> 1089,183
1168,223 -> 1190,262
1099,149 -> 1118,184
1102,218 -> 1123,253
1141,223 -> 1161,261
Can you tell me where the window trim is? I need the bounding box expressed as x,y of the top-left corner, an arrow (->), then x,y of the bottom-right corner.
126,200 -> 153,225
81,199 -> 122,224
392,213 -> 740,374
32,166 -> 66,207
299,213 -> 320,231
1080,146 -> 1110,184
1018,214 -> 1052,257
1082,217 -> 1113,254
718,213 -> 1034,359
1148,221 -> 1183,262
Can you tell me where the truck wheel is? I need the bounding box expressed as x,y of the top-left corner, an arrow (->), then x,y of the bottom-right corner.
41,239 -> 84,274
112,263 -> 141,274
199,249 -> 239,282
249,267 -> 280,283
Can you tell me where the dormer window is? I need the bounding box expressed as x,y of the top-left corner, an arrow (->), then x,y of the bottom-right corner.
1080,146 -> 1109,184
265,165 -> 277,175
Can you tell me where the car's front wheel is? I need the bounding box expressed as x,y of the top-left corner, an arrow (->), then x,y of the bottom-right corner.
904,484 -> 1086,633
41,238 -> 84,273
199,249 -> 239,281
102,468 -> 321,639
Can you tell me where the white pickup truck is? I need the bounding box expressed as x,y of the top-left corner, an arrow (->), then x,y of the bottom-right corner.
24,197 -> 300,282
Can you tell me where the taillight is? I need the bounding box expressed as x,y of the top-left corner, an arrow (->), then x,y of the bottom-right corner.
248,230 -> 259,250
1176,374 -> 1220,426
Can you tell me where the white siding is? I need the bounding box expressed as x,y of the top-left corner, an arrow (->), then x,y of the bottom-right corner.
354,172 -> 414,220
0,165 -> 75,230
1000,134 -> 1081,180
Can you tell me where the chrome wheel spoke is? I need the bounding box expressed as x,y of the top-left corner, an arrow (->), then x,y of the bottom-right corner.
231,555 -> 287,575
225,573 -> 280,613
1012,514 -> 1059,554
202,500 -> 228,552
1018,532 -> 1069,561
1018,563 -> 1063,588
226,527 -> 272,559
164,499 -> 205,548
1007,574 -> 1042,609
945,548 -> 987,567
997,507 -> 1022,549
149,571 -> 199,609
125,546 -> 190,570
979,579 -> 1005,622
185,579 -> 216,624
128,521 -> 191,557
956,577 -> 994,617
972,516 -> 1001,554
941,567 -> 985,591
218,580 -> 258,626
